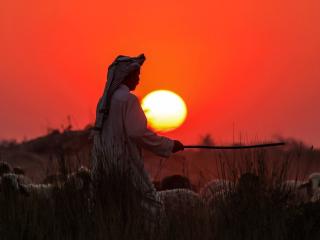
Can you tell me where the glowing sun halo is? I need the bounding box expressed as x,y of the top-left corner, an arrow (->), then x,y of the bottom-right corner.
141,90 -> 187,132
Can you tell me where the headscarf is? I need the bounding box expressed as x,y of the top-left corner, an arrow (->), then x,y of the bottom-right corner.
93,53 -> 146,134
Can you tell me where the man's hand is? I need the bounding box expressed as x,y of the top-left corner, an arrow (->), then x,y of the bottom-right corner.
172,140 -> 184,153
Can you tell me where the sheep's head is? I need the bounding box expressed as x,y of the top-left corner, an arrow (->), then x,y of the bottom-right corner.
152,180 -> 161,191
160,175 -> 192,191
0,161 -> 12,176
0,173 -> 28,196
66,166 -> 91,191
311,189 -> 320,202
76,166 -> 91,185
299,173 -> 320,199
0,173 -> 19,193
308,173 -> 320,191
238,172 -> 262,193
13,167 -> 25,175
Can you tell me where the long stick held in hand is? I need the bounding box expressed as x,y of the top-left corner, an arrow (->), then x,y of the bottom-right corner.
183,142 -> 285,150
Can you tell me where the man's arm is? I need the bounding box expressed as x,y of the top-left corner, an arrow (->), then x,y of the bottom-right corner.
124,95 -> 183,157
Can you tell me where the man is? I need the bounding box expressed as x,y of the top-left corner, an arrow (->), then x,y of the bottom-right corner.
92,53 -> 184,194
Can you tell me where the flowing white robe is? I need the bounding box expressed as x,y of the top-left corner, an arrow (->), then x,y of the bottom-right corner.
92,84 -> 174,198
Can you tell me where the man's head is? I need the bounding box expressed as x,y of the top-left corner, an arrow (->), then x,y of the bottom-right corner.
122,69 -> 140,91
93,53 -> 145,133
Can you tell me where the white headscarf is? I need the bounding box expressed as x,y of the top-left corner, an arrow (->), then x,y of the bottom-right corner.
93,54 -> 146,134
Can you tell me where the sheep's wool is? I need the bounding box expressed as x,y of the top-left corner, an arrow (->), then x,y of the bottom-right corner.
200,179 -> 231,203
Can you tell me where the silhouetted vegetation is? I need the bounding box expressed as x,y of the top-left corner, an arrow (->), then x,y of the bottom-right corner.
0,131 -> 320,240
1,140 -> 320,239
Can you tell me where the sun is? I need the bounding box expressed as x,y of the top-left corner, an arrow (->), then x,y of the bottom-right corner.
141,90 -> 187,132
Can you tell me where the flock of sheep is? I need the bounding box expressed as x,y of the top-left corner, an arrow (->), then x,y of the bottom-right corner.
0,161 -> 91,200
1,160 -> 320,214
152,172 -> 320,218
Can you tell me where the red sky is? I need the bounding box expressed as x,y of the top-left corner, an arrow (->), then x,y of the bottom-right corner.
1,0 -> 320,147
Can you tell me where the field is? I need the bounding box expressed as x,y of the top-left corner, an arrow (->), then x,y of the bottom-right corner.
1,129 -> 320,240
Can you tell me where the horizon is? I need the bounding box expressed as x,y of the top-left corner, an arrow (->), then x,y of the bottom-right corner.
1,123 -> 318,151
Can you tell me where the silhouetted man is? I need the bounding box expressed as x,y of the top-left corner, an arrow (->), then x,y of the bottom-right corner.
92,53 -> 184,195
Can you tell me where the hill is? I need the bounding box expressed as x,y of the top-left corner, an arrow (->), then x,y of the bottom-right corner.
1,128 -> 319,185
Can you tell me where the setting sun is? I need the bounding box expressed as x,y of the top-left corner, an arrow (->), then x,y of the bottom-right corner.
141,90 -> 187,132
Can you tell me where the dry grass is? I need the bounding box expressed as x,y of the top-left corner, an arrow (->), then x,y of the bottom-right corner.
1,146 -> 320,240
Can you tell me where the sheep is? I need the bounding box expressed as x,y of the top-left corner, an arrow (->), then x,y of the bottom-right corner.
237,172 -> 262,192
159,175 -> 193,191
1,167 -> 92,199
0,161 -> 12,176
43,174 -> 63,185
152,180 -> 161,191
281,180 -> 309,203
0,173 -> 48,199
63,165 -> 93,212
299,172 -> 320,202
311,188 -> 320,202
158,189 -> 203,213
0,173 -> 29,196
65,166 -> 92,191
13,166 -> 25,175
282,173 -> 320,203
43,166 -> 91,187
157,189 -> 207,239
0,161 -> 31,184
199,179 -> 231,205
40,167 -> 91,195
282,180 -> 305,190
20,183 -> 55,199
308,172 -> 320,191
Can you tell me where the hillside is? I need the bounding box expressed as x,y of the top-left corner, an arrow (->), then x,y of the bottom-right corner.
1,129 -> 319,185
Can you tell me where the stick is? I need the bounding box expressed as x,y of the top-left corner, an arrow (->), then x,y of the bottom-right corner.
183,142 -> 285,149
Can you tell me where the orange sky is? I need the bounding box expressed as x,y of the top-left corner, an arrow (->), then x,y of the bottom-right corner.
1,0 -> 320,147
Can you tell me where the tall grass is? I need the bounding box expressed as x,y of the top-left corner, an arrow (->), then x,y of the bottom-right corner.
1,147 -> 320,240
